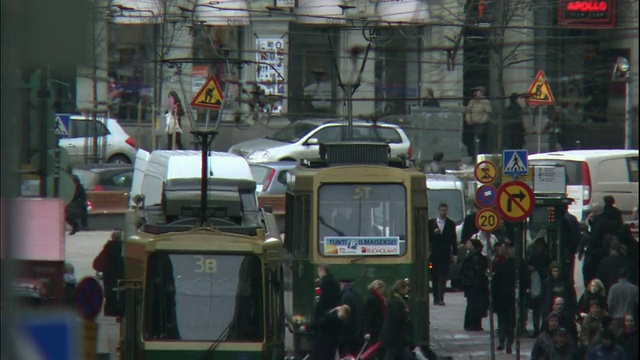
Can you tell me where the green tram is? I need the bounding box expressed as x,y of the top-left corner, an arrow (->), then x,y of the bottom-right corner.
284,143 -> 431,356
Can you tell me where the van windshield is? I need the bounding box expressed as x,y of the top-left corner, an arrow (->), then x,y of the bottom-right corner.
266,122 -> 319,143
529,160 -> 583,185
428,189 -> 464,224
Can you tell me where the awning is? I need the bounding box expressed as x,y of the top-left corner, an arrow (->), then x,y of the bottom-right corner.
110,0 -> 162,24
295,0 -> 347,25
195,0 -> 250,26
376,0 -> 430,25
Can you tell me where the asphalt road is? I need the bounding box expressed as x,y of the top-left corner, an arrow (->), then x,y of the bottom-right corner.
64,230 -> 585,360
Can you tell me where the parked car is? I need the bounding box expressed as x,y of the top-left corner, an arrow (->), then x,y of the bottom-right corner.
528,149 -> 638,221
72,164 -> 134,192
250,161 -> 297,195
228,119 -> 412,163
59,115 -> 137,165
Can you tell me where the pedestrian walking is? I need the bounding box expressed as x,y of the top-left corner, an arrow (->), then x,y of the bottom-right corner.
339,278 -> 365,356
460,203 -> 480,245
464,86 -> 492,155
616,314 -> 637,360
578,278 -> 608,315
310,304 -> 351,360
314,264 -> 342,324
586,328 -> 628,360
461,239 -> 489,331
597,241 -> 631,293
540,296 -> 579,346
548,327 -> 579,360
527,237 -> 552,336
362,279 -> 387,359
579,205 -> 617,286
166,91 -> 184,150
541,261 -> 578,327
66,174 -> 87,235
582,299 -> 609,347
602,196 -> 624,229
380,279 -> 414,360
428,203 -> 458,306
531,312 -> 568,360
422,87 -> 440,107
425,152 -> 446,174
607,268 -> 638,331
492,243 -> 516,353
504,93 -> 526,149
92,230 -> 124,316
558,204 -> 581,282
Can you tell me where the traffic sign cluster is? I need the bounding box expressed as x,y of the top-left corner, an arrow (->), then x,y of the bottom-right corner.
473,150 -> 536,230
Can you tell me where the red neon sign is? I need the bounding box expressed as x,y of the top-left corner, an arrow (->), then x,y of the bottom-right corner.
558,0 -> 616,28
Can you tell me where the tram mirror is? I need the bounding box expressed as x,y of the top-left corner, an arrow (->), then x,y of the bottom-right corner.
305,138 -> 319,145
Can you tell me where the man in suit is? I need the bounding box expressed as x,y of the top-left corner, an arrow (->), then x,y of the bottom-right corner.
429,202 -> 458,306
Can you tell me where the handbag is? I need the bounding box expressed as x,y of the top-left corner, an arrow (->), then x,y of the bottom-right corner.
165,112 -> 183,135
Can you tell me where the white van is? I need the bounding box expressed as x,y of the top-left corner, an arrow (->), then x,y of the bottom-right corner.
130,150 -> 255,208
528,149 -> 639,221
426,174 -> 467,225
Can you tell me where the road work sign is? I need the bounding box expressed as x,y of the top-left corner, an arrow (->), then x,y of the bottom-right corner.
525,70 -> 555,106
191,75 -> 224,110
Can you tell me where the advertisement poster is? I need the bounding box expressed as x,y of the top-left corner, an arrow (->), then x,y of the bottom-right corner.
256,38 -> 285,113
323,237 -> 400,256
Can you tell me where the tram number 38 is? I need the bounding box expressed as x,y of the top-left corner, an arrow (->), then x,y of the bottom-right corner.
194,255 -> 217,273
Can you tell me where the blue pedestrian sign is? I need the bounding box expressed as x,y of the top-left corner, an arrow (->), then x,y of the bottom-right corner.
503,149 -> 528,176
475,184 -> 498,208
54,113 -> 71,138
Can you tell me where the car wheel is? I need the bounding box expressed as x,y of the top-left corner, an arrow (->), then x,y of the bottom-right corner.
107,154 -> 132,164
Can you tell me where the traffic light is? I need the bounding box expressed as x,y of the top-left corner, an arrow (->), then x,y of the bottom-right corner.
547,207 -> 556,223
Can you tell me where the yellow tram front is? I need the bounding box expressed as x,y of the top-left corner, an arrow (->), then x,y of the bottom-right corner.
119,224 -> 285,360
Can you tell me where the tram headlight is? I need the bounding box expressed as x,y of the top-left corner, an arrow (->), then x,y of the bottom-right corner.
248,149 -> 270,160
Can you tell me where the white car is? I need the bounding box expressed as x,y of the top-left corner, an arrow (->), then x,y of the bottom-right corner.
59,115 -> 137,165
229,119 -> 412,163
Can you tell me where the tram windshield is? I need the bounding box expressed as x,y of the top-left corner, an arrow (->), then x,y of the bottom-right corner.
317,184 -> 407,256
144,253 -> 263,341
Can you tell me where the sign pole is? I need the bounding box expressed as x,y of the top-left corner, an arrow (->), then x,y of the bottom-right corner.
536,106 -> 543,153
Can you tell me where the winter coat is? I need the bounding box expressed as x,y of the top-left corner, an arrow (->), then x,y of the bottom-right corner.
465,98 -> 492,125
582,312 -> 608,346
578,291 -> 608,314
607,278 -> 639,321
596,253 -> 631,293
340,283 -> 365,352
311,309 -> 344,360
363,290 -> 386,344
461,249 -> 489,315
617,328 -> 638,360
92,239 -> 124,316
541,270 -> 578,320
314,273 -> 341,323
380,292 -> 413,350
586,344 -> 628,360
548,343 -> 579,360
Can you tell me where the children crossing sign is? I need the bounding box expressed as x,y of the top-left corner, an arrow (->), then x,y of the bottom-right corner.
191,75 -> 224,110
525,70 -> 555,106
503,149 -> 528,176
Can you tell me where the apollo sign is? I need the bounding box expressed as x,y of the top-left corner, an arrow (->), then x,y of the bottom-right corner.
558,0 -> 616,28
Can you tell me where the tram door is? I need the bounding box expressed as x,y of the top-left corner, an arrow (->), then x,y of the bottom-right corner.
120,280 -> 143,360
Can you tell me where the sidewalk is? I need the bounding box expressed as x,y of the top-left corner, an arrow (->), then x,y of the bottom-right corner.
429,290 -> 534,360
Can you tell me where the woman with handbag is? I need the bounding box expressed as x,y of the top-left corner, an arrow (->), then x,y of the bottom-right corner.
166,91 -> 184,150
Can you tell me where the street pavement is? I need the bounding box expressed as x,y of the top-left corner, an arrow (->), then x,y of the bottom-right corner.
65,230 -> 585,360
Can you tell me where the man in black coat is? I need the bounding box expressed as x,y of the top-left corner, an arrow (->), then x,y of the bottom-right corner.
92,230 -> 124,316
429,202 -> 458,306
602,195 -> 624,229
314,264 -> 341,323
460,203 -> 480,244
339,278 -> 365,355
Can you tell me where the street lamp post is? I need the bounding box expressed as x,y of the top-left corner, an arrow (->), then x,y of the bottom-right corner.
613,57 -> 632,149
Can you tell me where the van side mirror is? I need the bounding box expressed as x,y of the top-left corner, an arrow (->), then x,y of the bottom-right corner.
305,138 -> 319,145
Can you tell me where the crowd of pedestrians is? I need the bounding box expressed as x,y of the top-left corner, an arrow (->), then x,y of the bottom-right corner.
306,195 -> 637,360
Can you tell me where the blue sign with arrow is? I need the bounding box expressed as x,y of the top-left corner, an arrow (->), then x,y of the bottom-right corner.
503,149 -> 528,176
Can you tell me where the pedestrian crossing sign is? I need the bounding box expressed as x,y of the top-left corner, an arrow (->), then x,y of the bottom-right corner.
525,70 -> 555,106
54,114 -> 70,137
191,75 -> 224,110
503,149 -> 528,176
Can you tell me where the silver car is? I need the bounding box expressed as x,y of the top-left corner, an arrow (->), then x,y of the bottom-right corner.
229,119 -> 412,163
59,115 -> 137,165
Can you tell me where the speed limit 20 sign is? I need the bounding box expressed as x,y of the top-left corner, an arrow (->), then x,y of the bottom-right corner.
475,208 -> 500,232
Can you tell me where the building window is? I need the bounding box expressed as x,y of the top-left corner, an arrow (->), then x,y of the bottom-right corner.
289,25 -> 339,120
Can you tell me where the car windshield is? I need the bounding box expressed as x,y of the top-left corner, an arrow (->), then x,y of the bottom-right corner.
265,122 -> 319,143
428,189 -> 464,224
144,253 -> 263,342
